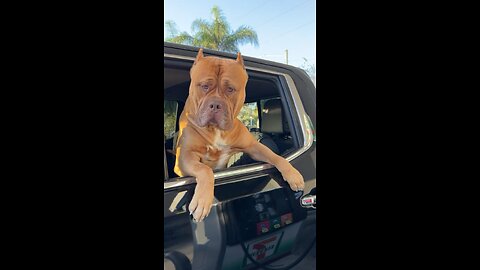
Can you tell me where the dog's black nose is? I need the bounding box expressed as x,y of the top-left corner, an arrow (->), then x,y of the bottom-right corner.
208,102 -> 223,112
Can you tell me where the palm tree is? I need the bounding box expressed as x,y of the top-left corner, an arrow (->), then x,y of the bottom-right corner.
165,6 -> 259,53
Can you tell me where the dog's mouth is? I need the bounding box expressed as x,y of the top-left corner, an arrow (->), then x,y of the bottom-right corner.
197,113 -> 232,130
194,97 -> 235,130
197,109 -> 232,130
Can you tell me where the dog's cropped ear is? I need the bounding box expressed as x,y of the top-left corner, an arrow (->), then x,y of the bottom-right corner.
236,52 -> 244,67
193,48 -> 204,65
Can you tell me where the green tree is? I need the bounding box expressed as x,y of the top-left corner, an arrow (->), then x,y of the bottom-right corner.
237,103 -> 258,129
165,5 -> 259,53
164,101 -> 178,139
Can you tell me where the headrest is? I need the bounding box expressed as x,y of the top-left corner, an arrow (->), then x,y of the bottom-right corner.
261,99 -> 284,134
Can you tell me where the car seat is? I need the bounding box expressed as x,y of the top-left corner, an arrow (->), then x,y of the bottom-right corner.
228,99 -> 285,167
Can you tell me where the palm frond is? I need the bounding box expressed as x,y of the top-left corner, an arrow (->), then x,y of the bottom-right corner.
165,6 -> 258,53
191,19 -> 211,35
220,26 -> 259,52
211,5 -> 227,23
166,32 -> 194,45
191,19 -> 218,49
210,6 -> 231,50
230,26 -> 259,47
164,20 -> 179,39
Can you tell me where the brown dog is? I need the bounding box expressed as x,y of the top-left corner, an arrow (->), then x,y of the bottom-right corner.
174,49 -> 304,222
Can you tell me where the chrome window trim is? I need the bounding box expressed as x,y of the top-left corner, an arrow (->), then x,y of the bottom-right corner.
163,53 -> 314,191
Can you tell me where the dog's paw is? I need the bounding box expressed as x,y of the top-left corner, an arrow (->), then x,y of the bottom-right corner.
281,166 -> 305,192
188,182 -> 214,223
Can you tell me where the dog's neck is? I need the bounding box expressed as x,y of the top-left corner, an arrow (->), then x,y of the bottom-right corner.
185,114 -> 226,143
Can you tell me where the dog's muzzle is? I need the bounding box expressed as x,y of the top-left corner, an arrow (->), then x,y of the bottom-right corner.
197,97 -> 232,130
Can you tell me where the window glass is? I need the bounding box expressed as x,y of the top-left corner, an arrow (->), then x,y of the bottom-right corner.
164,101 -> 178,139
237,102 -> 259,131
260,98 -> 280,113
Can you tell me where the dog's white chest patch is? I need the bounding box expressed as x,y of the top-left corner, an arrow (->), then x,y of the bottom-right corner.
207,130 -> 228,151
205,130 -> 231,169
212,130 -> 226,149
215,152 -> 231,170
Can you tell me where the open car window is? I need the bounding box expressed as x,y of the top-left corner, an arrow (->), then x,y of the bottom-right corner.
163,55 -> 314,184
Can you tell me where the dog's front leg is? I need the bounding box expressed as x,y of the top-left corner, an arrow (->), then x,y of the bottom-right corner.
175,148 -> 215,222
244,141 -> 305,191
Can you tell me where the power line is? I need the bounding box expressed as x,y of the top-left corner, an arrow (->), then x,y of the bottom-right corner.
231,0 -> 274,22
262,19 -> 316,45
255,0 -> 312,29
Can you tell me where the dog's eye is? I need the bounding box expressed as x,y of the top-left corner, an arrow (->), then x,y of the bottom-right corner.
226,87 -> 235,93
201,85 -> 209,91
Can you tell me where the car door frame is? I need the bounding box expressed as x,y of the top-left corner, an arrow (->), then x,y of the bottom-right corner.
163,52 -> 315,191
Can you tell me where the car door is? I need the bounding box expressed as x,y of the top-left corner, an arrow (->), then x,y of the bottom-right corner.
164,42 -> 316,270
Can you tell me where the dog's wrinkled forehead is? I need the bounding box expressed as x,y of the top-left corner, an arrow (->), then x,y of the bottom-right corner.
190,49 -> 248,83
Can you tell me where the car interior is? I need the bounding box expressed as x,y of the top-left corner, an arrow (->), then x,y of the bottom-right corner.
164,66 -> 298,180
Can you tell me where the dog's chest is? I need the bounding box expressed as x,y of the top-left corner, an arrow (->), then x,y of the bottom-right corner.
202,131 -> 232,169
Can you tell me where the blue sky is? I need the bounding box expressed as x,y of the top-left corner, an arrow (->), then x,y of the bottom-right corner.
164,0 -> 316,69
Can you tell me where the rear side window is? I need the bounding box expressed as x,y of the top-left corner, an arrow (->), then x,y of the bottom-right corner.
164,101 -> 178,139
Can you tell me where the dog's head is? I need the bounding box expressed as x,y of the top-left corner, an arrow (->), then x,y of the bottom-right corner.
187,48 -> 248,131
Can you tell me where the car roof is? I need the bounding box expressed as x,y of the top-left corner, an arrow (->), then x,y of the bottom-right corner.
164,42 -> 301,71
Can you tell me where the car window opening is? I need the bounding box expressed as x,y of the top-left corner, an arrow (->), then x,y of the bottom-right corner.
164,64 -> 301,181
